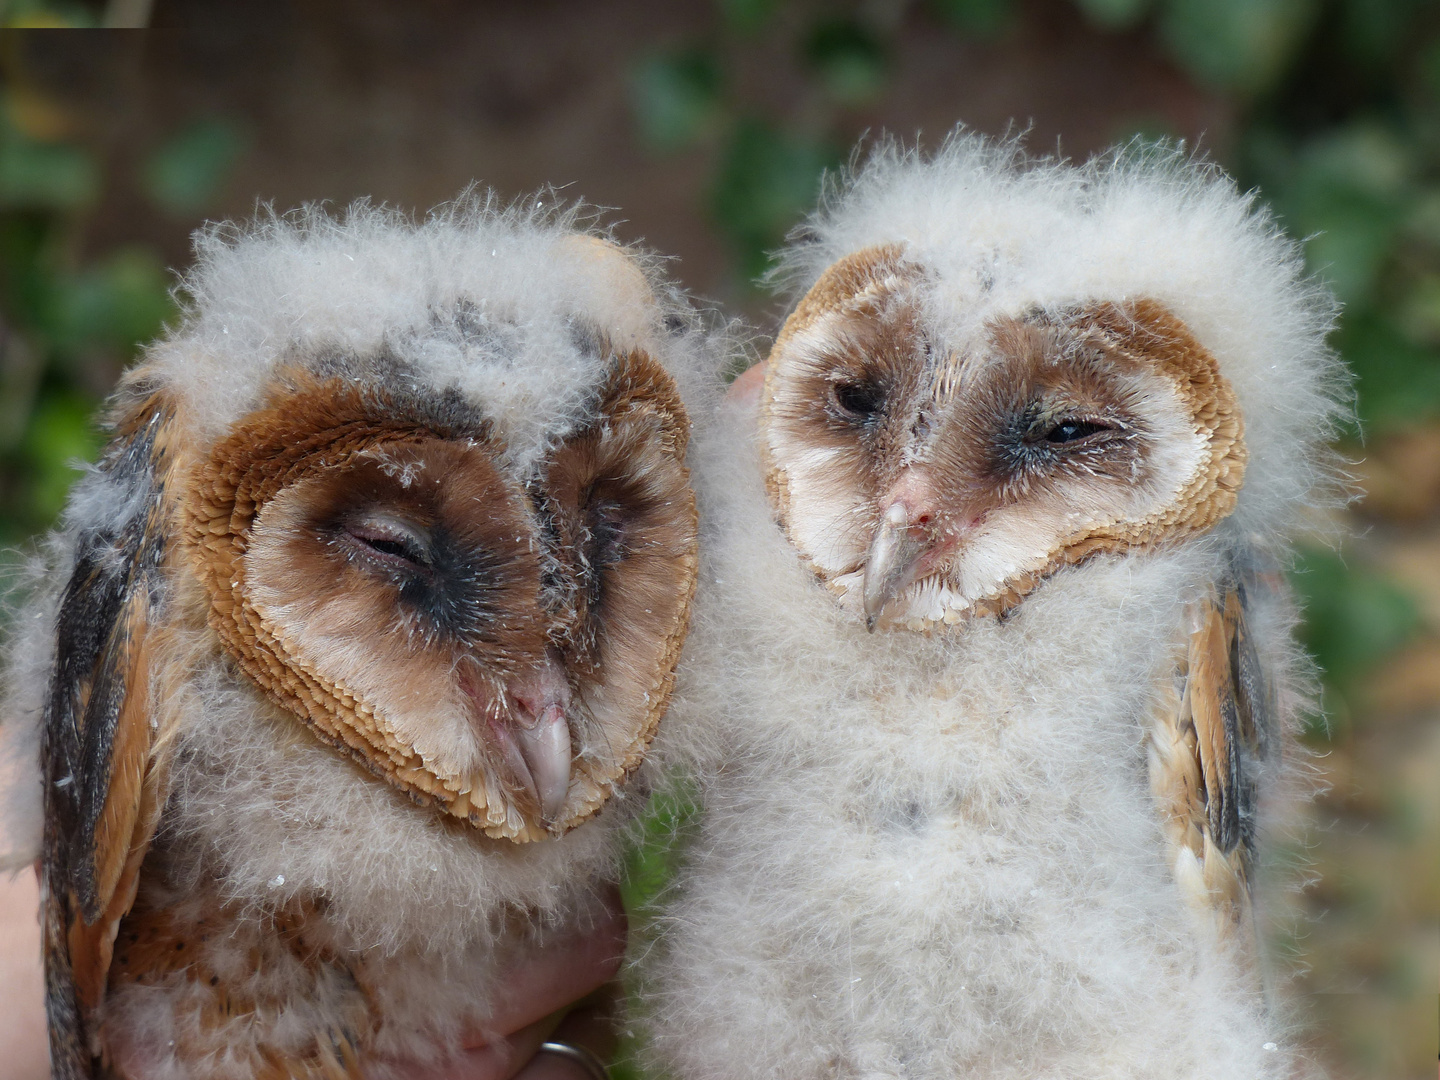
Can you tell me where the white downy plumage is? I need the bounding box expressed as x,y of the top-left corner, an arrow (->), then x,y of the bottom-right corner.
639,136 -> 1345,1080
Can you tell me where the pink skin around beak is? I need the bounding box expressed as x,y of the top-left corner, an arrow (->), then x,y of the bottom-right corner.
468,653 -> 573,825
861,471 -> 970,631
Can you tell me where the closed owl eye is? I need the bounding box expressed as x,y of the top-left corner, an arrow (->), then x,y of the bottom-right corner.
585,497 -> 628,572
343,513 -> 432,570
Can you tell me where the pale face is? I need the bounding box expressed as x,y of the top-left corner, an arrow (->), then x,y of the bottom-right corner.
189,350 -> 697,841
762,246 -> 1246,631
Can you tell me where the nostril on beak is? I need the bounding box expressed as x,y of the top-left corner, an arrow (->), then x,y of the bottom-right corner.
498,652 -> 575,825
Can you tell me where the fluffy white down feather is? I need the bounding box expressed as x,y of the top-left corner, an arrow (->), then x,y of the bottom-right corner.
0,193 -> 723,1073
638,137 -> 1341,1080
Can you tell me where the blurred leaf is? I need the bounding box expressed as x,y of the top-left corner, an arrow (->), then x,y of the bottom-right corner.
1305,201 -> 1404,305
716,0 -> 777,35
0,212 -> 55,333
20,389 -> 101,526
0,111 -> 98,209
1336,313 -> 1440,431
929,0 -> 1014,37
1403,188 -> 1440,248
711,118 -> 837,282
1396,273 -> 1440,346
803,19 -> 888,104
1277,124 -> 1414,304
2,0 -> 96,28
1074,0 -> 1152,31
1158,0 -> 1319,95
1293,546 -> 1422,691
620,782 -> 700,917
1292,123 -> 1412,202
1337,0 -> 1430,70
141,117 -> 247,215
41,247 -> 173,358
630,48 -> 724,152
6,86 -> 81,142
1420,35 -> 1440,102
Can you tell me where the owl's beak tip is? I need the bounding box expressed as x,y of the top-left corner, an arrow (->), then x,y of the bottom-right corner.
517,703 -> 572,823
499,657 -> 575,825
861,500 -> 931,629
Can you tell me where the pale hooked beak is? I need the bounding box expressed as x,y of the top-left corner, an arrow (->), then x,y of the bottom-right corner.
862,501 -> 938,632
495,655 -> 573,824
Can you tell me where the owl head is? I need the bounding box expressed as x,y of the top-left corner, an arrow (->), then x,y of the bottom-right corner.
143,197 -> 706,841
760,137 -> 1346,632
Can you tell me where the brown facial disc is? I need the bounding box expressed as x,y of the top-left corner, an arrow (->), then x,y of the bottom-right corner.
184,371 -> 557,838
762,244 -> 1248,626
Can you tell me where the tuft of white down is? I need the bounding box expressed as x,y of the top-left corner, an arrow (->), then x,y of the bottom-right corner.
641,404 -> 1316,1080
150,189 -> 712,472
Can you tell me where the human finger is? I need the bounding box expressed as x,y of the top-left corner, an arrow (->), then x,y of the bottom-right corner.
726,361 -> 766,406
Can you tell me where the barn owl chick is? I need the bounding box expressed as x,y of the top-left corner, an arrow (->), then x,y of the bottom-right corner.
642,138 -> 1344,1080
0,196 -> 710,1078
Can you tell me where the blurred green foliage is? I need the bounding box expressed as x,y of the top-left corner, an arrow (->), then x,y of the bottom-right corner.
0,64 -> 248,542
713,119 -> 840,280
142,117 -> 248,216
1292,545 -> 1421,702
630,50 -> 725,153
803,18 -> 889,102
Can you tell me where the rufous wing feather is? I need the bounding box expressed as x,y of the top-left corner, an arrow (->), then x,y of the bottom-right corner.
1148,561 -> 1280,974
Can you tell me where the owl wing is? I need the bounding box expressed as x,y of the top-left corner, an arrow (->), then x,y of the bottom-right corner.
41,390 -> 180,1075
1148,561 -> 1282,967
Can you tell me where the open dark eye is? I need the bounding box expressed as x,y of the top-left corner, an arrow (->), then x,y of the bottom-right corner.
834,379 -> 886,419
1043,419 -> 1111,444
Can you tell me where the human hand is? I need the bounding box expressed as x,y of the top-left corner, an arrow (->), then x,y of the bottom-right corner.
727,361 -> 767,407
0,869 -> 47,1080
384,889 -> 626,1080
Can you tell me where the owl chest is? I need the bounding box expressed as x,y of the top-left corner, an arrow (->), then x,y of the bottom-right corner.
97,810 -> 541,1077
724,672 -> 1164,933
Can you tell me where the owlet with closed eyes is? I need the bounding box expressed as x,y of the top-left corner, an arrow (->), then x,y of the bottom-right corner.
1,196 -> 709,1078
642,138 -> 1345,1080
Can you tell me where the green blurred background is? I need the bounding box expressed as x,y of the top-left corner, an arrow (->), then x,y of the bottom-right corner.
0,2 -> 1435,1077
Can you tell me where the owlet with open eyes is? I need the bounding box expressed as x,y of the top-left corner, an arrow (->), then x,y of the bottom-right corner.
642,138 -> 1344,1080
0,197 -> 708,1078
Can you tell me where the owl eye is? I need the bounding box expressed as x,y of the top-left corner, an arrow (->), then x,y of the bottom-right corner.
1042,419 -> 1111,445
586,498 -> 628,571
833,379 -> 886,420
343,514 -> 432,570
